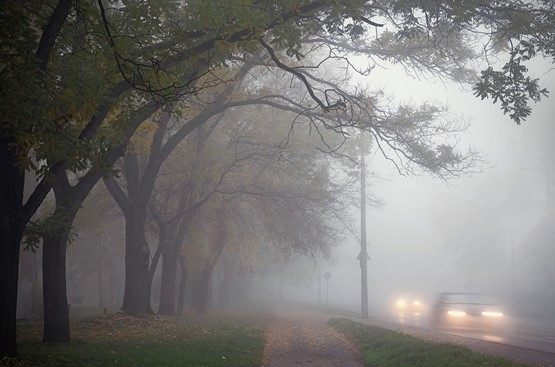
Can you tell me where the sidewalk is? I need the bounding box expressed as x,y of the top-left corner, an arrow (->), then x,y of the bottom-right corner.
262,307 -> 363,367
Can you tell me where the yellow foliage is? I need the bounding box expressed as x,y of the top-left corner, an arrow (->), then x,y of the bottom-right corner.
129,120 -> 159,154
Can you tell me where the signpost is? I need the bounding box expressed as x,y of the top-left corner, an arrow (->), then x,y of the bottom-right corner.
324,271 -> 331,305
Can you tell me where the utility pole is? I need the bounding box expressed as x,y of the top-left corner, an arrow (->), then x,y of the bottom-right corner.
360,150 -> 369,319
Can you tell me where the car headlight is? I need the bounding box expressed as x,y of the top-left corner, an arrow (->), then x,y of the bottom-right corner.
447,310 -> 466,317
413,300 -> 421,307
481,311 -> 503,317
396,299 -> 407,308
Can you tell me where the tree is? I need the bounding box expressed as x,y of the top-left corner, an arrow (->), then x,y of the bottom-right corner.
3,0 -> 554,356
178,102 -> 356,312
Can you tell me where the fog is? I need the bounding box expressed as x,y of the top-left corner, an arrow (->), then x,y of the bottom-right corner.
15,51 -> 555,329
257,59 -> 555,321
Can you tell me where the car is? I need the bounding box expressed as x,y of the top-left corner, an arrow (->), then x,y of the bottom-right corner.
431,292 -> 504,330
395,296 -> 424,316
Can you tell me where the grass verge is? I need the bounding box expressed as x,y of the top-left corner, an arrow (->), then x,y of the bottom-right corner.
328,318 -> 531,367
2,311 -> 268,367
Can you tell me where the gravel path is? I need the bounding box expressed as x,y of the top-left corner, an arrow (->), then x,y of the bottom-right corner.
262,307 -> 363,367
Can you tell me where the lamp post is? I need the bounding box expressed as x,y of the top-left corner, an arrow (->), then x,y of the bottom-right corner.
324,271 -> 331,306
360,148 -> 369,319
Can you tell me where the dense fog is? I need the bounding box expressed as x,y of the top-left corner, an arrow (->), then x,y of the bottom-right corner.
276,59 -> 555,321
6,2 -> 555,364
15,44 -> 555,329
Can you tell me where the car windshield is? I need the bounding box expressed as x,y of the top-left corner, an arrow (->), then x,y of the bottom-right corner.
443,293 -> 492,304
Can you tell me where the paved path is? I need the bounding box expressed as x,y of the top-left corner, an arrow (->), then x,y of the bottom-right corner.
262,307 -> 363,367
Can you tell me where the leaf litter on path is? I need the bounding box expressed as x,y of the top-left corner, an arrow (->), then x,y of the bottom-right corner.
262,307 -> 363,367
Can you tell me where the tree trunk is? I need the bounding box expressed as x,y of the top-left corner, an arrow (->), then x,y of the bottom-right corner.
191,268 -> 213,314
191,206 -> 227,314
0,235 -> 23,357
218,252 -> 235,307
158,234 -> 179,315
176,255 -> 187,315
191,245 -> 224,314
121,209 -> 151,314
42,230 -> 71,343
158,210 -> 193,315
0,136 -> 25,357
42,168 -> 101,343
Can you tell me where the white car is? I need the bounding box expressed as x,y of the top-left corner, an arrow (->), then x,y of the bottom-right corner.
431,292 -> 504,330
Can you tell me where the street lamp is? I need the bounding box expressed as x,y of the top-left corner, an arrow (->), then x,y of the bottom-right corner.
359,145 -> 369,319
324,271 -> 331,306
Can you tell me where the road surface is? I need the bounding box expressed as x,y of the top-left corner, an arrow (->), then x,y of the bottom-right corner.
365,309 -> 555,366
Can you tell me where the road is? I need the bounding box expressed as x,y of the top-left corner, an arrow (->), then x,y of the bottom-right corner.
354,309 -> 555,366
385,311 -> 555,354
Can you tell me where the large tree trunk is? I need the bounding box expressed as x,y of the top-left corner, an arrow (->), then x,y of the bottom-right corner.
158,235 -> 179,315
0,136 -> 26,357
0,235 -> 23,357
42,174 -> 91,344
105,112 -> 170,315
42,230 -> 71,343
121,209 -> 151,314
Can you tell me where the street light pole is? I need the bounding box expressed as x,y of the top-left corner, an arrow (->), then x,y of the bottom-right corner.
360,151 -> 369,319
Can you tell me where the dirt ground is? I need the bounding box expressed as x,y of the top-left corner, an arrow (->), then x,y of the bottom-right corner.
262,307 -> 363,367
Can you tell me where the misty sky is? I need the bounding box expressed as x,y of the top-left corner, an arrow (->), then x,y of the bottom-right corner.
317,57 -> 555,313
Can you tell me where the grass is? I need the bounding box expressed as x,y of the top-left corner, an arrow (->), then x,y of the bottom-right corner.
4,308 -> 536,367
303,303 -> 363,319
2,311 -> 268,367
328,318 -> 531,367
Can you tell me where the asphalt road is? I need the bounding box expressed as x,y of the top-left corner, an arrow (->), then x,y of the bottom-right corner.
366,310 -> 555,366
390,311 -> 555,353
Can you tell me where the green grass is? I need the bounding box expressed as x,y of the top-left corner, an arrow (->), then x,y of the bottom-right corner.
303,303 -> 363,319
5,309 -> 535,367
328,318 -> 531,367
3,311 -> 268,367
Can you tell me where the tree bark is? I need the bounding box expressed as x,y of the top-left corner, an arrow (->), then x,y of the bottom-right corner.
42,230 -> 71,343
158,231 -> 179,315
42,171 -> 93,343
0,136 -> 25,357
158,211 -> 191,315
0,235 -> 22,357
121,208 -> 151,314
